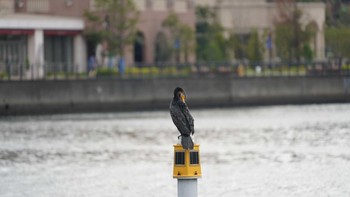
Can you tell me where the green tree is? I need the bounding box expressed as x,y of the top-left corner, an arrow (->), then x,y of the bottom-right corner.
162,12 -> 181,63
275,0 -> 314,62
326,27 -> 350,59
154,33 -> 172,62
323,1 -> 350,60
85,0 -> 139,57
84,10 -> 104,58
303,43 -> 313,61
246,30 -> 265,62
325,0 -> 350,27
226,32 -> 244,61
275,22 -> 295,61
162,12 -> 195,63
196,6 -> 227,61
179,25 -> 196,63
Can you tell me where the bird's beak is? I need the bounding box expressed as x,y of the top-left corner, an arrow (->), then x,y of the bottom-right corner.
180,93 -> 186,103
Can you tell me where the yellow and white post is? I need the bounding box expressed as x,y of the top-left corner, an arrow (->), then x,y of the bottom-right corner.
173,144 -> 202,197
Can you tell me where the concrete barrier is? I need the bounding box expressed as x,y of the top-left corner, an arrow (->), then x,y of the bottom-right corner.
1,76 -> 349,115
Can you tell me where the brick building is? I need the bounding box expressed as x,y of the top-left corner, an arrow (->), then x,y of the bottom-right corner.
197,0 -> 325,61
0,0 -> 195,79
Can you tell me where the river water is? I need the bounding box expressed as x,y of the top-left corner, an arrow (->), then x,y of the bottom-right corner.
0,104 -> 349,197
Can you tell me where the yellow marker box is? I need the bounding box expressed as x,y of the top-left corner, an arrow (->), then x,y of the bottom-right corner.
173,144 -> 202,179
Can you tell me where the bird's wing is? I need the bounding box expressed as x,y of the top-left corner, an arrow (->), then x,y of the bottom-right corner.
178,101 -> 194,135
170,102 -> 192,136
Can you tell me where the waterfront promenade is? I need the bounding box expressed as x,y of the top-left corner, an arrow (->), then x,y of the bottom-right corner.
1,74 -> 349,115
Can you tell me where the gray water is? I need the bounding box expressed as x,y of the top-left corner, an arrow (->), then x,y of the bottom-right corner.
0,104 -> 350,197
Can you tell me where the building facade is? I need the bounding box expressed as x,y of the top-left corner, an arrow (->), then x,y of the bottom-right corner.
0,0 -> 195,79
197,0 -> 326,61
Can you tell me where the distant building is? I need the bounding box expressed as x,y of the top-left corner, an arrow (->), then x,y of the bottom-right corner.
0,0 -> 195,79
196,0 -> 326,61
125,0 -> 195,66
0,0 -> 88,79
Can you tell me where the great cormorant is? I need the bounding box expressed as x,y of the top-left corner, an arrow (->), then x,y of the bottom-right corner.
170,87 -> 195,150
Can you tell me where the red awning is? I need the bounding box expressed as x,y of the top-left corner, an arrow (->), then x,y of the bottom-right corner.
0,29 -> 34,35
44,30 -> 81,36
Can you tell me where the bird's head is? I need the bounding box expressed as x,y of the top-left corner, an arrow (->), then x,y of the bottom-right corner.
174,87 -> 186,103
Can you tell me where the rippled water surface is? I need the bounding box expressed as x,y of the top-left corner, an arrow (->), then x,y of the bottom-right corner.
0,104 -> 350,197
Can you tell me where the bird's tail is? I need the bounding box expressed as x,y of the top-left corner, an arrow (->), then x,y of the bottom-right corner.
181,135 -> 194,150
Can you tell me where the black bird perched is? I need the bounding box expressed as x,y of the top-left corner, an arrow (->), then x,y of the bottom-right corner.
170,87 -> 195,150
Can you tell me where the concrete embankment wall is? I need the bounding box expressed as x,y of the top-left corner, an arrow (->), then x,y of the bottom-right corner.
1,76 -> 350,115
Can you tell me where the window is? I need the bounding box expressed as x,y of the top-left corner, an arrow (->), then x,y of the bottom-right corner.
188,0 -> 194,10
167,0 -> 174,9
0,35 -> 28,76
15,0 -> 25,8
174,0 -> 187,12
153,0 -> 166,11
65,0 -> 73,7
27,0 -> 49,13
190,151 -> 199,165
44,35 -> 74,73
134,0 -> 146,10
89,0 -> 96,11
146,0 -> 153,9
175,152 -> 185,165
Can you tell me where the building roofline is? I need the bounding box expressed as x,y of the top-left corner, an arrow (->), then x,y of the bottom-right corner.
0,13 -> 84,30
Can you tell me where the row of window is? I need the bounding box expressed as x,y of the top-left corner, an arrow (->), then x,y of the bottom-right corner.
15,0 -> 74,8
92,0 -> 195,12
143,0 -> 195,10
12,0 -> 194,14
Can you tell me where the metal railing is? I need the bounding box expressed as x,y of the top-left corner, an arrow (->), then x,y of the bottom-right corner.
0,61 -> 349,81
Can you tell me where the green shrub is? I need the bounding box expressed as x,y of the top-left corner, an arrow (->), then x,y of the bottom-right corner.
0,72 -> 7,79
96,67 -> 118,76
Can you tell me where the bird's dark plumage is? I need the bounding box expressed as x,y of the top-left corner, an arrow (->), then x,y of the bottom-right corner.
170,87 -> 195,150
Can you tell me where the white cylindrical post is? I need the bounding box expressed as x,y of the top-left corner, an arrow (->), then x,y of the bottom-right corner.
73,34 -> 87,73
178,179 -> 197,197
